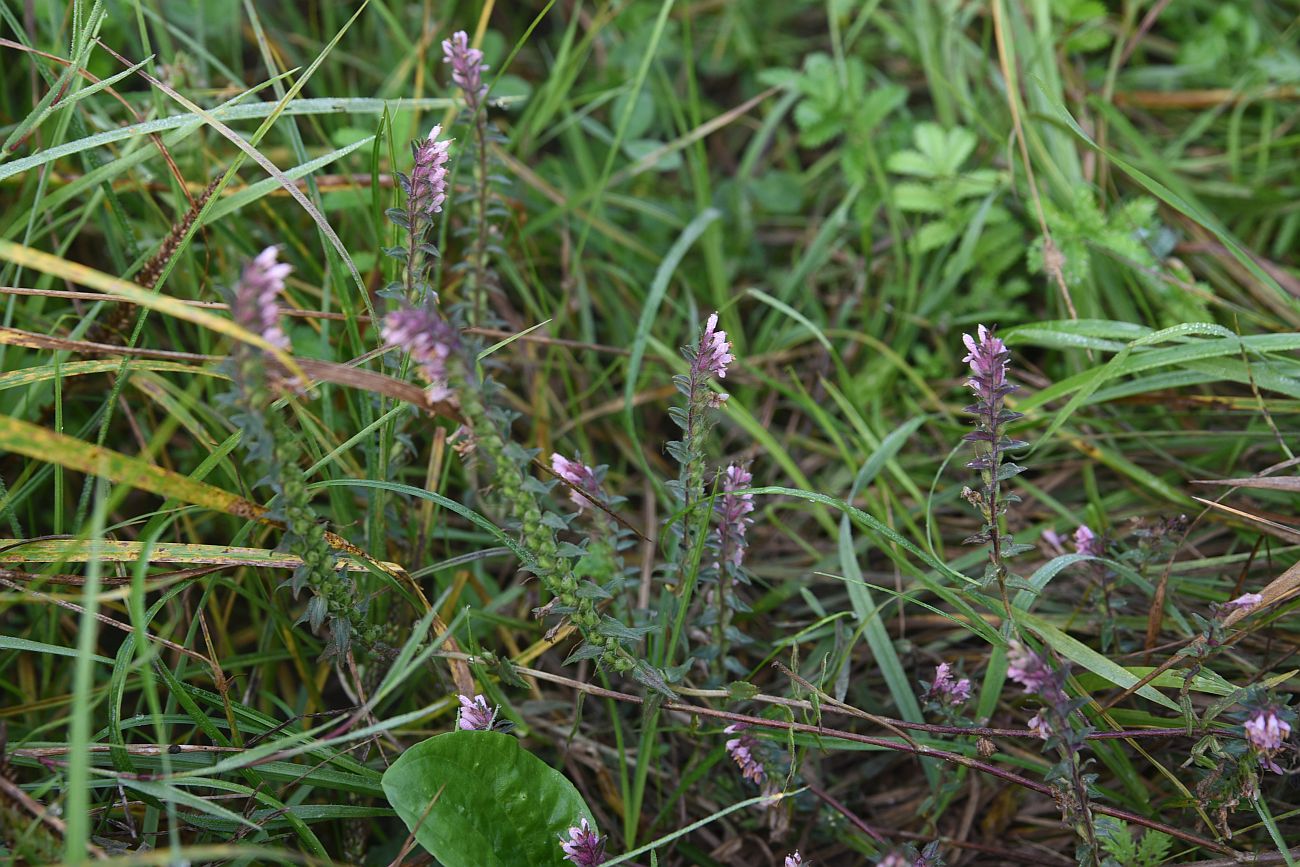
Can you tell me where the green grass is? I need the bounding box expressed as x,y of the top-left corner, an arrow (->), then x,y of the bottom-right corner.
2,0 -> 1299,864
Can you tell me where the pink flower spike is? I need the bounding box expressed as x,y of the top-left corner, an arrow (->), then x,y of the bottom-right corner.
693,312 -> 734,380
442,30 -> 489,109
409,125 -> 452,218
714,463 -> 755,568
233,246 -> 292,350
382,305 -> 460,401
961,324 -> 1010,399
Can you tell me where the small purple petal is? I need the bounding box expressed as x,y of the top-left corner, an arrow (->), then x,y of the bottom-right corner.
550,453 -> 601,511
1226,592 -> 1264,612
927,662 -> 971,707
1027,711 -> 1052,740
1244,709 -> 1290,752
559,817 -> 606,866
455,693 -> 495,731
1006,641 -> 1057,697
724,727 -> 765,784
1073,524 -> 1102,557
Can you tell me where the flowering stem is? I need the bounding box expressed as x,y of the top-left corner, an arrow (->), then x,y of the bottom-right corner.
961,324 -> 1025,629
980,413 -> 1015,623
450,356 -> 637,676
471,107 -> 491,323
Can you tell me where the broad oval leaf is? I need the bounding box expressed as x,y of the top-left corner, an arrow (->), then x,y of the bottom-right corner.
382,730 -> 594,867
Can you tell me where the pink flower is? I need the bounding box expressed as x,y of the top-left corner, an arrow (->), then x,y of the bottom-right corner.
693,312 -> 734,380
1244,709 -> 1290,752
442,30 -> 489,109
723,723 -> 765,784
1244,708 -> 1291,775
785,853 -> 805,867
550,453 -> 601,511
409,125 -> 452,218
1027,711 -> 1052,740
1006,641 -> 1055,696
1073,524 -> 1102,557
1226,592 -> 1263,612
961,324 -> 1008,398
455,693 -> 495,731
382,305 -> 460,401
559,818 -> 606,866
233,246 -> 291,350
929,662 -> 972,706
714,463 -> 755,568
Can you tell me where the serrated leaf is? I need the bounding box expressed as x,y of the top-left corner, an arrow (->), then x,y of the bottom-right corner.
382,731 -> 593,867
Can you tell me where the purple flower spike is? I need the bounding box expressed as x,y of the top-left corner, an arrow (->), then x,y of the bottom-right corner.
551,454 -> 601,511
382,305 -> 461,401
693,313 -> 734,380
962,324 -> 1010,401
1073,524 -> 1102,557
409,125 -> 452,219
455,693 -> 495,731
785,853 -> 805,867
715,464 -> 755,568
723,723 -> 766,784
560,818 -> 606,866
929,662 -> 972,706
442,30 -> 489,110
234,246 -> 291,350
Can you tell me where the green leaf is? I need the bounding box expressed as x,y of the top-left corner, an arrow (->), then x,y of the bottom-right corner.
893,182 -> 945,213
382,731 -> 594,867
0,635 -> 112,665
726,681 -> 760,700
